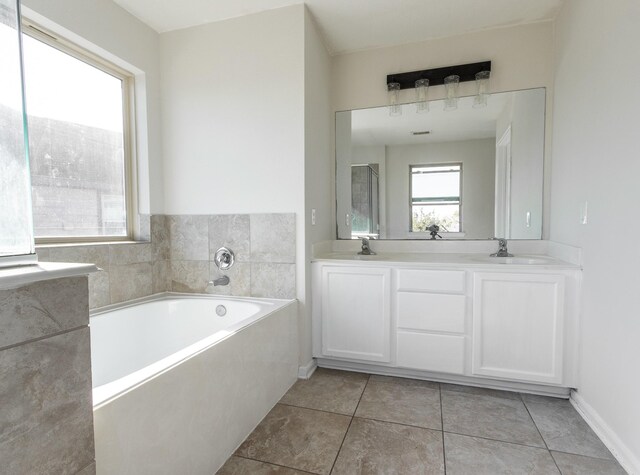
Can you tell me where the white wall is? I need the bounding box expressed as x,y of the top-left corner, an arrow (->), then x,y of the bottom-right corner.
160,5 -> 331,367
303,9 -> 332,366
496,88 -> 545,239
550,0 -> 640,471
22,0 -> 163,214
385,139 -> 495,239
331,22 -> 554,238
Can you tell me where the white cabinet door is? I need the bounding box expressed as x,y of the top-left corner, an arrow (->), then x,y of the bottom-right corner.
321,266 -> 391,362
472,272 -> 565,384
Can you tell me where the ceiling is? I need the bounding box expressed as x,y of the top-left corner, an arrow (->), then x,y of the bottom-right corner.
112,0 -> 562,55
349,92 -> 512,146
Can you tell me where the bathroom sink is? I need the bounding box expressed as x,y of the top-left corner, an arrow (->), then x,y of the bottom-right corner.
470,255 -> 558,265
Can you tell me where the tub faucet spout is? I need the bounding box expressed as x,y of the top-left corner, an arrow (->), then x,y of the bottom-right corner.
208,276 -> 230,287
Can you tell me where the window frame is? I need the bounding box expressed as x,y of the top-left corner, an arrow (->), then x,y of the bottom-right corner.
22,20 -> 137,245
409,162 -> 463,233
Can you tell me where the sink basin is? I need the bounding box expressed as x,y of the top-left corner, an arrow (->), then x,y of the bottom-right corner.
470,255 -> 558,265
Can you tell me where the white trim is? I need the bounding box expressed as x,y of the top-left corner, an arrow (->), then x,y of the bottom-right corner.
297,359 -> 318,379
570,390 -> 639,475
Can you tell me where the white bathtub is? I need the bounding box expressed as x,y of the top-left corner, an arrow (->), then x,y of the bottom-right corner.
91,293 -> 298,475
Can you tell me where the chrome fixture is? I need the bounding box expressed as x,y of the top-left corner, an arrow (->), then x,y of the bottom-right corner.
214,247 -> 235,270
491,238 -> 514,257
358,237 -> 376,255
444,75 -> 460,111
473,70 -> 491,108
387,82 -> 401,116
415,78 -> 429,113
215,305 -> 227,316
209,275 -> 230,287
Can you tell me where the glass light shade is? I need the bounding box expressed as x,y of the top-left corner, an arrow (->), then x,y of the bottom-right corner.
473,70 -> 491,108
443,75 -> 460,111
387,82 -> 401,116
415,78 -> 429,113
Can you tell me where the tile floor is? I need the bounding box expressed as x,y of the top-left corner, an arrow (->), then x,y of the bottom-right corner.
217,369 -> 626,475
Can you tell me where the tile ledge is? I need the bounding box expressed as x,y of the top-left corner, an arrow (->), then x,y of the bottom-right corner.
0,261 -> 99,290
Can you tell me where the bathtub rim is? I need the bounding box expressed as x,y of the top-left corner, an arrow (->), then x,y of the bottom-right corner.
90,292 -> 296,408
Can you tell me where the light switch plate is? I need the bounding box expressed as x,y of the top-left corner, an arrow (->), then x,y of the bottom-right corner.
311,208 -> 316,226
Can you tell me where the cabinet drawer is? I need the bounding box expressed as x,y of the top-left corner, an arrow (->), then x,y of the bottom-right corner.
397,269 -> 465,293
397,293 -> 466,333
397,331 -> 465,374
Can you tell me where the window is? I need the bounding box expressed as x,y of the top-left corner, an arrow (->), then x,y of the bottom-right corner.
410,164 -> 461,232
22,24 -> 134,242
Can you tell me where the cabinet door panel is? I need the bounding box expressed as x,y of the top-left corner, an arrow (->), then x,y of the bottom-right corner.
322,266 -> 391,362
472,272 -> 565,384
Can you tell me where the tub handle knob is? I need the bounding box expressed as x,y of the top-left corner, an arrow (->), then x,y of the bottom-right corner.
214,247 -> 235,270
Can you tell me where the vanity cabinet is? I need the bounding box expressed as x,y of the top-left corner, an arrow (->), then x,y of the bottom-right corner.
312,260 -> 579,392
320,266 -> 391,362
395,269 -> 467,375
472,272 -> 565,384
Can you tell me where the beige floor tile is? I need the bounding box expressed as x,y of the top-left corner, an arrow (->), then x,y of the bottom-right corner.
332,418 -> 444,475
522,395 -> 614,460
355,376 -> 442,430
441,385 -> 545,447
235,404 -> 350,475
444,432 -> 559,475
279,368 -> 369,415
550,451 -> 627,475
217,456 -> 310,474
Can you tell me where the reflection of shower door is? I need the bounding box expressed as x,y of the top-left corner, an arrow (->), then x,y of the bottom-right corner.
351,164 -> 380,238
495,126 -> 512,238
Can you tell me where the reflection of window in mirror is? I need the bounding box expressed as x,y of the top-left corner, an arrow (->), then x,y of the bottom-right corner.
410,164 -> 462,233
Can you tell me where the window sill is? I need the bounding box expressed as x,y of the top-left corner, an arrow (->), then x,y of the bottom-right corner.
36,240 -> 150,250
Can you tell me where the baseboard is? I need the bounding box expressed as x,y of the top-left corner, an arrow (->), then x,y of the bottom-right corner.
570,390 -> 639,475
297,359 -> 318,379
316,358 -> 571,397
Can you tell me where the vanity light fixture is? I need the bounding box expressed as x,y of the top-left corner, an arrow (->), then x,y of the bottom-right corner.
415,79 -> 429,113
443,75 -> 460,111
473,70 -> 491,108
387,82 -> 402,116
386,61 -> 491,114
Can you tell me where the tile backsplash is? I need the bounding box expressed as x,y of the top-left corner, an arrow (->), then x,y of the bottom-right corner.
37,213 -> 296,309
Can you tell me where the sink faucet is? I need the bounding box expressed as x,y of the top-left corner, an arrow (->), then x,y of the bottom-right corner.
491,238 -> 514,257
358,237 -> 376,255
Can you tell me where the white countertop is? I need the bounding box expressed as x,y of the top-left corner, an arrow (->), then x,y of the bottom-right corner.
312,252 -> 581,270
0,261 -> 100,289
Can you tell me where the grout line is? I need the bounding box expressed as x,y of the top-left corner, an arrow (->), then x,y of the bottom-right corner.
440,383 -> 447,475
443,429 -> 551,451
548,449 -> 622,463
520,393 -> 562,473
276,402 -> 354,418
233,454 -> 319,474
328,373 -> 370,474
0,324 -> 87,353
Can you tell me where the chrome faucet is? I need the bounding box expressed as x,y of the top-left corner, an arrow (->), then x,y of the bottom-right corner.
358,237 -> 376,255
208,276 -> 230,287
491,238 -> 513,257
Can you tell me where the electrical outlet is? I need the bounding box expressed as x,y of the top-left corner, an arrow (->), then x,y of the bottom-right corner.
311,208 -> 316,226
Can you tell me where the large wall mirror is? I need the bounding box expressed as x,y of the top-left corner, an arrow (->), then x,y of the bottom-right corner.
336,87 -> 545,240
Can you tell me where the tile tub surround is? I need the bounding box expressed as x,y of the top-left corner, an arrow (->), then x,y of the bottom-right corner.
220,369 -> 628,474
0,276 -> 95,474
37,212 -> 296,308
